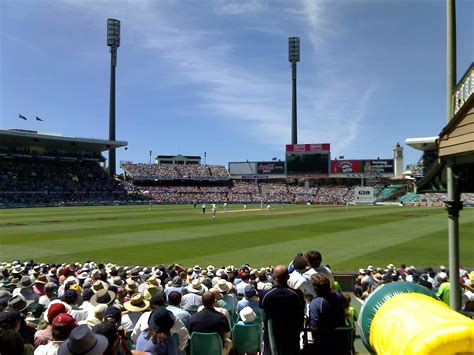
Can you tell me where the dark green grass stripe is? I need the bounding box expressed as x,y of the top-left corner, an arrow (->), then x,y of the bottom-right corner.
339,221 -> 474,269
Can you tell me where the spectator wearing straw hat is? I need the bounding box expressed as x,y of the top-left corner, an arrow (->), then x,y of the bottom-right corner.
215,279 -> 237,317
32,274 -> 49,298
181,279 -> 205,312
124,293 -> 150,329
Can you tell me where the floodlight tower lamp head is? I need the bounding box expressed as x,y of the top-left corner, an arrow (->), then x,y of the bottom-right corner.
107,19 -> 121,47
288,37 -> 300,62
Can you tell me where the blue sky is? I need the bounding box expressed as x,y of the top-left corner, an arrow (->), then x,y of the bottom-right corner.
1,0 -> 473,169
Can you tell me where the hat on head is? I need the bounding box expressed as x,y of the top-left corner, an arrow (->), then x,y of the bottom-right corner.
7,277 -> 19,287
104,306 -> 122,324
11,265 -> 24,274
8,294 -> 33,312
18,276 -> 34,288
186,279 -> 204,294
216,279 -> 230,293
68,283 -> 82,294
0,308 -> 21,327
148,308 -> 174,333
77,272 -> 89,280
206,265 -> 216,273
90,288 -> 116,306
47,303 -> 68,323
123,293 -> 150,312
58,324 -> 108,355
109,276 -> 123,287
244,284 -> 256,298
146,276 -> 161,287
35,274 -> 48,285
125,279 -> 138,293
193,265 -> 201,272
440,265 -> 447,272
171,276 -> 182,287
52,313 -> 77,332
91,280 -> 107,293
239,306 -> 256,323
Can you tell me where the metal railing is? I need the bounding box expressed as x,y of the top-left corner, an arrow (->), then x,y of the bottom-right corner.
453,62 -> 474,115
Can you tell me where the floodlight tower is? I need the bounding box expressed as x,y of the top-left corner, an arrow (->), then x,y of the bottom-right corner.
288,37 -> 300,145
107,18 -> 121,176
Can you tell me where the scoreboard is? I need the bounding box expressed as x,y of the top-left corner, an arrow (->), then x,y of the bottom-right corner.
285,143 -> 330,177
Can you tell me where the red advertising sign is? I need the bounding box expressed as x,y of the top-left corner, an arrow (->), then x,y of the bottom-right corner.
331,160 -> 362,174
286,143 -> 330,152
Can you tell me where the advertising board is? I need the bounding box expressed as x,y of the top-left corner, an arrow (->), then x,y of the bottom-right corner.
330,159 -> 394,174
256,161 -> 285,174
354,186 -> 375,204
331,160 -> 362,174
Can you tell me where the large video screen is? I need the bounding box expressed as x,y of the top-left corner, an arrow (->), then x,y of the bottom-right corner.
286,144 -> 330,176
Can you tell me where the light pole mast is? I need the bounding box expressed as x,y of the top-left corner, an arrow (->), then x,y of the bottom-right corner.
107,19 -> 121,177
288,37 -> 300,145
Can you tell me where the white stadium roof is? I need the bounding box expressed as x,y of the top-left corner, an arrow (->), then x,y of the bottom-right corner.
405,136 -> 438,151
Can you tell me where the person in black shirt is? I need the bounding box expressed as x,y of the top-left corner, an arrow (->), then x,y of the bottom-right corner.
260,265 -> 305,355
189,291 -> 232,354
309,273 -> 348,354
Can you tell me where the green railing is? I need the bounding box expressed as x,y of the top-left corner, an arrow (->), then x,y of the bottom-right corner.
453,62 -> 474,115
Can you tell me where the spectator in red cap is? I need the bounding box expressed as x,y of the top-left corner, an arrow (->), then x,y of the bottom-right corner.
35,313 -> 77,355
34,302 -> 68,347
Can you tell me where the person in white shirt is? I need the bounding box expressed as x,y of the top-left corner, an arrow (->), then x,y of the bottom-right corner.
223,202 -> 228,212
287,255 -> 308,292
211,205 -> 217,219
301,250 -> 335,298
202,203 -> 206,213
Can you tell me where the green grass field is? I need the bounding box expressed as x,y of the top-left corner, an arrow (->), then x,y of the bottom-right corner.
1,204 -> 473,271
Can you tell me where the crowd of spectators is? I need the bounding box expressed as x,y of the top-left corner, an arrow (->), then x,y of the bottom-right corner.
0,249 -> 353,354
133,182 -> 354,205
353,263 -> 474,313
412,193 -> 474,206
1,251 -> 472,354
0,158 -> 145,207
121,163 -> 230,180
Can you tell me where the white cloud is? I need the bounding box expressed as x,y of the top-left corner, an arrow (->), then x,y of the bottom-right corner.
63,0 -> 375,153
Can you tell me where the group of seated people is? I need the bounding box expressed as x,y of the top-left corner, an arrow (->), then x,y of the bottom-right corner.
121,164 -> 231,180
0,250 -> 362,355
0,158 -> 145,207
353,263 -> 474,312
411,193 -> 474,206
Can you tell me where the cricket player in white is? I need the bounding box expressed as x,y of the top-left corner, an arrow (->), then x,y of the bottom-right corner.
243,204 -> 247,210
223,202 -> 228,212
211,205 -> 217,219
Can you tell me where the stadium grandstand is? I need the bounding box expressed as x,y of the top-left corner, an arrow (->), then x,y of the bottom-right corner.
0,129 -> 147,207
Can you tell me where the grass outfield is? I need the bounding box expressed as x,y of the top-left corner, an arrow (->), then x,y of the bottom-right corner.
0,204 -> 473,271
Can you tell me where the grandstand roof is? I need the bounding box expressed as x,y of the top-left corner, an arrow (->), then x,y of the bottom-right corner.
405,137 -> 438,151
0,129 -> 127,153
